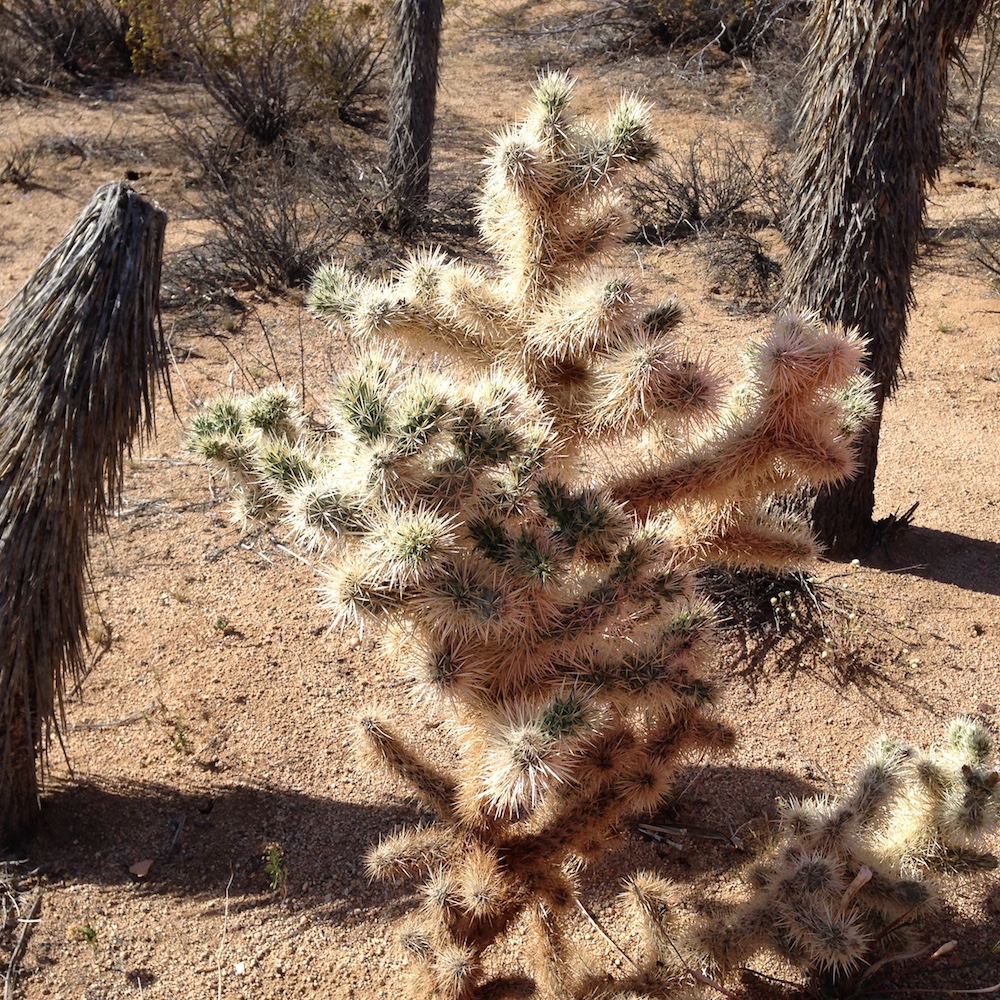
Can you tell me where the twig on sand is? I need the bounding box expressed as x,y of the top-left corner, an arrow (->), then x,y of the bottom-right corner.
216,871 -> 234,1000
67,700 -> 161,731
3,890 -> 41,1000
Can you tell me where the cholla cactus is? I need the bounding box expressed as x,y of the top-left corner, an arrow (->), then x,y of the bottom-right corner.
188,74 -> 873,999
675,720 -> 997,992
881,716 -> 999,867
689,739 -> 934,985
186,385 -> 312,527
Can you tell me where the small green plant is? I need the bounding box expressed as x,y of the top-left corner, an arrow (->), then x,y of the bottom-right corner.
69,922 -> 99,946
171,716 -> 192,754
263,841 -> 289,897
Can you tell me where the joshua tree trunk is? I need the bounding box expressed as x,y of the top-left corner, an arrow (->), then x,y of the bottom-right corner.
782,0 -> 983,557
1,678 -> 39,846
0,184 -> 168,849
385,0 -> 443,234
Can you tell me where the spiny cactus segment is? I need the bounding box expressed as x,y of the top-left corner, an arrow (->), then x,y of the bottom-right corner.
880,715 -> 999,868
187,74 -> 874,999
653,720 -> 997,992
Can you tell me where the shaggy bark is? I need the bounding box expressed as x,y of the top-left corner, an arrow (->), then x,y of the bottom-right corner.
0,184 -> 168,849
782,0 -> 983,556
385,0 -> 443,234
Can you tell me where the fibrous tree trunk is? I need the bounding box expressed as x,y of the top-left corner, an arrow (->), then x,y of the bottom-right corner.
385,0 -> 443,234
782,0 -> 983,557
0,184 -> 168,849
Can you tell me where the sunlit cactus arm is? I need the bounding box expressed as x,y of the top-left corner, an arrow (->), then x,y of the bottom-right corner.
844,738 -> 910,824
947,715 -> 995,767
186,396 -> 251,469
366,824 -> 455,882
435,264 -> 518,360
186,389 -> 321,526
668,505 -> 820,574
565,92 -> 659,194
584,334 -> 721,441
479,74 -> 656,305
522,275 -> 640,371
243,385 -> 306,440
325,351 -> 399,445
306,261 -> 364,322
523,70 -> 577,160
310,256 -> 446,351
623,872 -> 683,974
252,438 -> 319,496
936,717 -> 1000,848
520,284 -> 718,440
369,249 -> 516,359
607,316 -> 875,517
527,898 -> 584,999
451,691 -> 598,823
284,471 -> 369,551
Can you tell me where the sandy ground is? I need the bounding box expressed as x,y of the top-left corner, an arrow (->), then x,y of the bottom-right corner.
0,8 -> 998,1000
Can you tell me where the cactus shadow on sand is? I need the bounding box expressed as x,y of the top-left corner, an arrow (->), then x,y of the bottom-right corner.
25,777 -> 428,923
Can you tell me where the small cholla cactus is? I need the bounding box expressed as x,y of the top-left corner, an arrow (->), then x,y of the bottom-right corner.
673,720 -> 997,992
188,74 -> 873,999
689,739 -> 934,984
186,385 -> 312,527
881,716 -> 999,868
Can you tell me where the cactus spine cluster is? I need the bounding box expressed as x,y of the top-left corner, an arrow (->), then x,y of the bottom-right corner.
880,716 -> 999,867
188,74 -> 873,999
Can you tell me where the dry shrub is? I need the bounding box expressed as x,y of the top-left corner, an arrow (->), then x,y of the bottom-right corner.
0,141 -> 37,189
942,0 -> 1000,160
0,0 -> 136,84
0,28 -> 49,94
699,231 -> 782,303
563,0 -> 807,57
628,135 -> 786,242
170,143 -> 367,294
967,201 -> 1000,281
155,0 -> 386,145
701,559 -> 922,687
